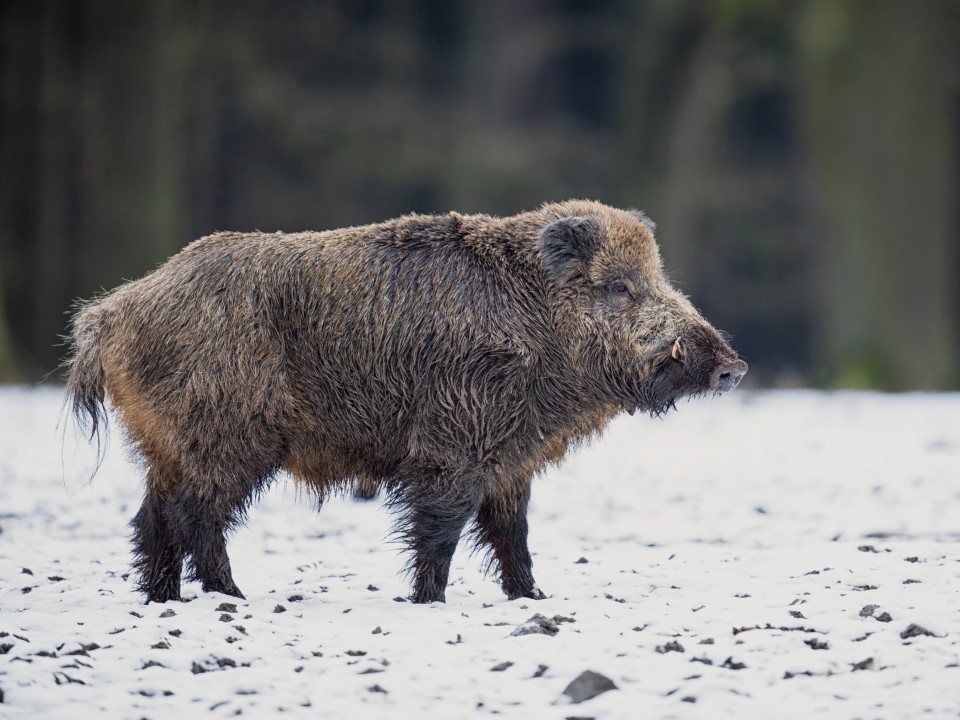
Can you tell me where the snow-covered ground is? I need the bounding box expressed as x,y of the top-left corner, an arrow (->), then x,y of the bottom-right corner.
1,387 -> 958,719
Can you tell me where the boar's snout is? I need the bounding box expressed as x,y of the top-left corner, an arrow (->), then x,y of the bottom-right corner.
709,358 -> 748,393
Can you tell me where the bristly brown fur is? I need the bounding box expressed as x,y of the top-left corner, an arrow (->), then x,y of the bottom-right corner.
65,199 -> 746,604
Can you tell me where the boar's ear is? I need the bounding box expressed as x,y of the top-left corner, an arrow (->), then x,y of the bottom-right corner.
627,208 -> 656,234
537,216 -> 600,284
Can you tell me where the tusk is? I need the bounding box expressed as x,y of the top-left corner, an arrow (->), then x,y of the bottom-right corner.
671,337 -> 684,362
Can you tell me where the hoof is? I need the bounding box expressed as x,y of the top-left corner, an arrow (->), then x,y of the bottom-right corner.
410,588 -> 447,604
506,584 -> 547,601
202,580 -> 246,600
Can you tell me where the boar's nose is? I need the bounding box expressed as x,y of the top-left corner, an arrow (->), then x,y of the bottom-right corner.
709,359 -> 748,393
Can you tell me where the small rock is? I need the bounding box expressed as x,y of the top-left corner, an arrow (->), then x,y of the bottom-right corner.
681,696 -> 697,703
393,596 -> 406,602
191,663 -> 207,674
219,614 -> 233,623
789,610 -> 806,619
562,670 -> 617,704
53,672 -> 85,686
159,609 -> 176,618
858,545 -> 879,553
532,664 -> 548,678
900,623 -> 936,639
151,640 -> 170,650
490,661 -> 513,672
367,684 -> 387,694
804,638 -> 829,650
721,657 -> 746,670
21,568 -> 33,575
575,557 -> 589,564
345,650 -> 367,657
273,604 -> 287,614
372,626 -> 382,635
859,604 -> 880,618
904,556 -> 919,563
851,657 -> 876,671
216,603 -> 238,613
287,594 -> 303,602
168,630 -> 182,638
511,614 -> 559,637
655,640 -> 685,654
875,612 -> 893,623
367,585 -> 379,592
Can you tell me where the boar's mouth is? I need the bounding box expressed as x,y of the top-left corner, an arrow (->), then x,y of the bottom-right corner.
626,340 -> 747,417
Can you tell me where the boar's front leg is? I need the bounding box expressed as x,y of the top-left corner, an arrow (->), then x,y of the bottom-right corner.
473,480 -> 546,601
401,466 -> 485,604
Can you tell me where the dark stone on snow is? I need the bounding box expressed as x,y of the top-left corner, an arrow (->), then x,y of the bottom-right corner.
655,640 -> 684,654
511,613 -> 560,637
562,670 -> 617,704
900,623 -> 936,639
216,603 -> 238,613
859,604 -> 880,617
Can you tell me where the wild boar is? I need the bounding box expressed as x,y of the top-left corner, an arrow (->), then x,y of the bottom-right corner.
66,200 -> 747,604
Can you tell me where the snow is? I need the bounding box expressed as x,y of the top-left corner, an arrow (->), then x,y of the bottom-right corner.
1,387 -> 959,718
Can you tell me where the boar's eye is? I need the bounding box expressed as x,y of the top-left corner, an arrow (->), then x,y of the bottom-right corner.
609,281 -> 634,298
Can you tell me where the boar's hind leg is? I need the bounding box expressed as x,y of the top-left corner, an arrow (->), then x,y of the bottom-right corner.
131,474 -> 184,603
164,468 -> 266,600
400,468 -> 485,604
473,481 -> 546,601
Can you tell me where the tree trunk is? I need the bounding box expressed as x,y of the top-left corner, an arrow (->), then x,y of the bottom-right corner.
797,0 -> 958,389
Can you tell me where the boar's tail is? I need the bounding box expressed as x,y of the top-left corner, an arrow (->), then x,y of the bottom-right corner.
64,300 -> 110,466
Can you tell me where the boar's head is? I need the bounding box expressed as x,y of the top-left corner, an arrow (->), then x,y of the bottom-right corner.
537,205 -> 747,416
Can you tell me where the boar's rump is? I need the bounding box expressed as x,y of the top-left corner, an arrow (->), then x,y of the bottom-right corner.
66,199 -> 746,604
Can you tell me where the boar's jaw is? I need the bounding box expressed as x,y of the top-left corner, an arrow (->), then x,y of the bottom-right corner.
622,337 -> 747,416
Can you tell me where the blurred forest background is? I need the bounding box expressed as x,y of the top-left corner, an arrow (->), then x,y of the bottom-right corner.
1,0 -> 958,389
